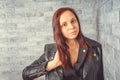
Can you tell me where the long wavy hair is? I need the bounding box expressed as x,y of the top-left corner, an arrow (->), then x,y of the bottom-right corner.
52,7 -> 89,70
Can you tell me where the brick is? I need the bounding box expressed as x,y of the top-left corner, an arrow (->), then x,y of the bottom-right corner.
81,23 -> 97,34
76,9 -> 82,14
0,1 -> 5,8
98,24 -> 106,33
98,6 -> 106,24
14,8 -> 26,18
5,8 -> 16,18
106,34 -> 119,49
0,9 -> 6,18
5,0 -> 25,8
0,19 -> 6,23
106,10 -> 120,23
100,32 -> 105,41
104,24 -> 112,34
61,0 -> 81,5
44,11 -> 54,17
25,10 -> 44,18
115,69 -> 120,80
85,34 -> 97,41
13,0 -> 25,8
104,0 -> 113,13
114,49 -> 120,80
112,24 -> 120,38
114,49 -> 120,68
0,47 -> 7,52
25,3 -> 54,12
81,0 -> 98,9
103,43 -> 115,80
5,18 -> 26,23
0,29 -> 7,37
98,14 -> 104,24
113,0 -> 120,10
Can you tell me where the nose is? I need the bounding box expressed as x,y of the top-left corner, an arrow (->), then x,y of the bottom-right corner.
68,23 -> 74,29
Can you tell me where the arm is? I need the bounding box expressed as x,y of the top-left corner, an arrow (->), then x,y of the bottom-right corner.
22,44 -> 62,80
22,45 -> 49,80
46,50 -> 62,71
22,53 -> 49,80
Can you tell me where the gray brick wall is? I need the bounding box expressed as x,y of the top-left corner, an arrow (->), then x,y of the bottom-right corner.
98,0 -> 120,80
1,0 -> 118,80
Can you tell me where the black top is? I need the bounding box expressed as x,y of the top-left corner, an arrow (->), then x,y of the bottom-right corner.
63,59 -> 82,80
63,48 -> 83,80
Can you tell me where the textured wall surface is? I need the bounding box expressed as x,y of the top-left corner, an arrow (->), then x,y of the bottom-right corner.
98,0 -> 120,80
1,0 -> 119,80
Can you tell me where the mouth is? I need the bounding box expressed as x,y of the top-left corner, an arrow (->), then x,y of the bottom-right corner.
69,30 -> 77,34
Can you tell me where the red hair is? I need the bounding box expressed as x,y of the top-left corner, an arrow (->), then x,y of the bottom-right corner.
52,7 -> 90,70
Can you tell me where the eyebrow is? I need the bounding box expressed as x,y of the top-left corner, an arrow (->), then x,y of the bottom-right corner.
61,17 -> 76,24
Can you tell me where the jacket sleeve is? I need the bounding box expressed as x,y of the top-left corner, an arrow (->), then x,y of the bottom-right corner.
22,45 -> 49,80
97,45 -> 104,80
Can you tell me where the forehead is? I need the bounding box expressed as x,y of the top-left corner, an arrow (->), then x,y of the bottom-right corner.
60,10 -> 76,23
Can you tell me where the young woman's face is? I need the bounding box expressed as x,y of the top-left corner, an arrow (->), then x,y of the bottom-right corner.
60,10 -> 79,40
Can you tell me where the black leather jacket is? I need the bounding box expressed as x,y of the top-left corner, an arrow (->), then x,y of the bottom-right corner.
22,38 -> 104,80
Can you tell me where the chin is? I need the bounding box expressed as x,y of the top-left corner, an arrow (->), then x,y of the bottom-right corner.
68,36 -> 77,40
65,34 -> 78,40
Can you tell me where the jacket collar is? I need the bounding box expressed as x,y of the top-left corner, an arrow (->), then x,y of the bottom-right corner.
74,47 -> 88,72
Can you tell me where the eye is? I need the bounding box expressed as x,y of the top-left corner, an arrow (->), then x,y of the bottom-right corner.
62,22 -> 67,27
71,18 -> 76,24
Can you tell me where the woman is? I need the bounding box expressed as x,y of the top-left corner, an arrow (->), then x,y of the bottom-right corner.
22,7 -> 104,80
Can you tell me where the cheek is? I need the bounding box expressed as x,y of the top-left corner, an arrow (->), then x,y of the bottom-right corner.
76,23 -> 79,30
61,28 -> 68,36
77,25 -> 79,31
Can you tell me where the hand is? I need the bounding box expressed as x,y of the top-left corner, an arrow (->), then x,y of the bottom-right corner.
53,50 -> 62,66
46,50 -> 62,71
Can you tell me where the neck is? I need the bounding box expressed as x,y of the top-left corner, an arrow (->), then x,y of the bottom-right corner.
66,39 -> 79,49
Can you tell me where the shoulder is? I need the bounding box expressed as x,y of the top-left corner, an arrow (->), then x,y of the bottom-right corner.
85,37 -> 102,56
44,43 -> 57,60
44,43 -> 57,52
85,37 -> 102,48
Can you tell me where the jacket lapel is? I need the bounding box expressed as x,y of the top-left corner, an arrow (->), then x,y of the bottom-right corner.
82,47 -> 93,79
74,47 -> 88,72
74,47 -> 96,79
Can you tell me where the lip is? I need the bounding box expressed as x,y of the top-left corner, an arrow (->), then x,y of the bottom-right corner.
69,30 -> 77,34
